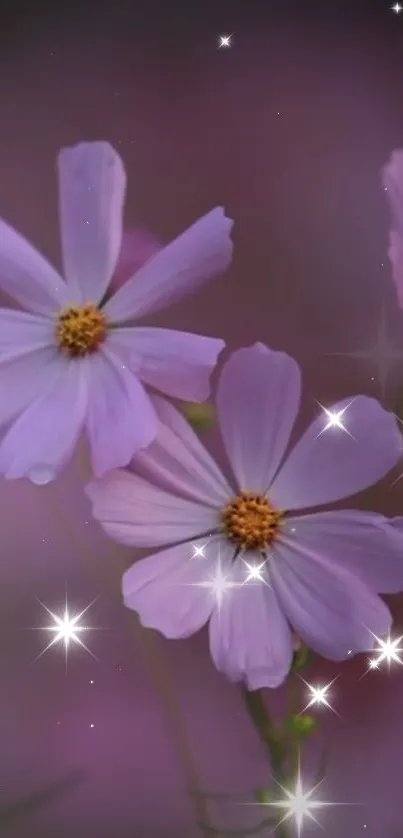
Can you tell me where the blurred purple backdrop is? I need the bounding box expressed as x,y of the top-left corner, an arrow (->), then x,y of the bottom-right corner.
1,1 -> 403,836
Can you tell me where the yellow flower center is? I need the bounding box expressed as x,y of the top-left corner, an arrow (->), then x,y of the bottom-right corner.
55,303 -> 107,357
221,492 -> 282,550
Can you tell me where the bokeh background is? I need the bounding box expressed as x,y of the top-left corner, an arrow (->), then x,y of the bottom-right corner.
1,0 -> 403,835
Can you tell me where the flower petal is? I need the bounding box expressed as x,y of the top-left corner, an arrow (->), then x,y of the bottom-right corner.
208,552 -> 293,689
0,357 -> 88,481
382,151 -> 403,308
122,537 -> 219,638
0,308 -> 54,362
0,219 -> 69,315
282,511 -> 403,594
152,394 -> 215,447
0,347 -> 64,428
383,150 -> 403,232
85,348 -> 157,477
103,207 -> 233,322
109,228 -> 162,293
132,395 -> 232,507
270,536 -> 392,660
86,469 -> 220,547
270,396 -> 402,510
110,326 -> 224,401
57,141 -> 126,304
216,343 -> 301,493
387,232 -> 403,309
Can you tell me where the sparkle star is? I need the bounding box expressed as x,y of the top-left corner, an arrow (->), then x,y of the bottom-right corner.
266,760 -> 339,838
34,595 -> 97,667
186,549 -> 239,611
315,401 -> 354,439
326,305 -> 403,400
299,676 -> 340,717
392,2 -> 402,13
367,633 -> 403,671
242,559 -> 269,584
218,33 -> 232,48
193,558 -> 237,608
191,544 -> 206,558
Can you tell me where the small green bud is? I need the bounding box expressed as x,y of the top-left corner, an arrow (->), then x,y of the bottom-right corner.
287,713 -> 317,738
181,401 -> 215,431
254,787 -> 272,804
291,643 -> 310,671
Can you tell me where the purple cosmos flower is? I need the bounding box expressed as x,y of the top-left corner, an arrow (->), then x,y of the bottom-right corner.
108,228 -> 162,294
0,141 -> 233,484
87,343 -> 403,689
382,150 -> 403,308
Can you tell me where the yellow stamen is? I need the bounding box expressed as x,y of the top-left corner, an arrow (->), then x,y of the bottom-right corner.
221,492 -> 282,550
55,303 -> 107,357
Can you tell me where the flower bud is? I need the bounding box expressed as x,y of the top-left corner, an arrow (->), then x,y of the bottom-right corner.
291,643 -> 310,671
255,787 -> 272,804
181,402 -> 215,431
287,713 -> 317,738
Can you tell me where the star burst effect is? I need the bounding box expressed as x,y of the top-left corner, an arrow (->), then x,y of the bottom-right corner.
189,553 -> 238,609
315,401 -> 355,439
187,543 -> 271,610
255,758 -> 350,838
242,558 -> 270,584
34,595 -> 97,667
392,2 -> 402,13
365,632 -> 403,674
192,543 -> 207,558
326,306 -> 403,400
299,676 -> 340,717
218,33 -> 232,48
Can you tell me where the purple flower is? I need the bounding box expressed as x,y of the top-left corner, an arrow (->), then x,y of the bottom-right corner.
382,150 -> 403,308
108,228 -> 162,294
0,142 -> 233,483
87,344 -> 403,689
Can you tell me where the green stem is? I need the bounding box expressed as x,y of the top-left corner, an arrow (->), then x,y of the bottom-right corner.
286,674 -> 300,782
241,687 -> 286,781
49,463 -> 218,838
134,624 -> 221,837
241,687 -> 294,838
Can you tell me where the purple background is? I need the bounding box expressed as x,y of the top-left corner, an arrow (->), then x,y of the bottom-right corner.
1,1 -> 403,835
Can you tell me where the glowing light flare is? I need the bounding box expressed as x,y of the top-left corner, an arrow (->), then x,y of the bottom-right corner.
366,632 -> 403,672
326,305 -> 403,401
315,401 -> 355,439
185,546 -> 241,612
260,758 -> 349,838
392,2 -> 402,13
192,556 -> 239,608
240,758 -> 356,835
270,776 -> 327,837
299,675 -> 340,717
218,34 -> 232,48
241,558 -> 270,585
34,596 -> 97,667
192,543 -> 207,558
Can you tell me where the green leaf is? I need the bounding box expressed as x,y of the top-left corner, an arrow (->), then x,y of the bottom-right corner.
181,401 -> 215,431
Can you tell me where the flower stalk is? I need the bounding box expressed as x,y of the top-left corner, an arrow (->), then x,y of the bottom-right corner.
240,648 -> 318,838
